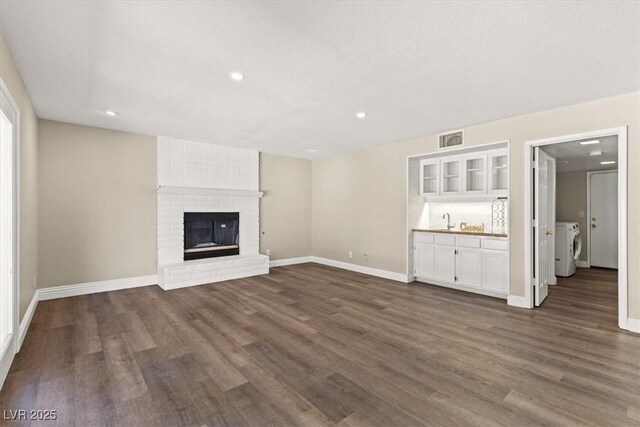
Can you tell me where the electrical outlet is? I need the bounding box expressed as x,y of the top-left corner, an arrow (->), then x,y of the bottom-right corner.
364,253 -> 368,262
266,249 -> 271,256
348,251 -> 353,259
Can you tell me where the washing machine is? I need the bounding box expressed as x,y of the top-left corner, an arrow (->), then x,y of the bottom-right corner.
555,222 -> 582,277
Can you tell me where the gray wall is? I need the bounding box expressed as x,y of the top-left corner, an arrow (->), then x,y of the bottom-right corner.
38,120 -> 157,287
259,153 -> 312,260
1,31 -> 38,320
556,171 -> 588,261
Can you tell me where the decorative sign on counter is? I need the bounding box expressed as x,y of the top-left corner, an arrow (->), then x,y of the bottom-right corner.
459,222 -> 485,233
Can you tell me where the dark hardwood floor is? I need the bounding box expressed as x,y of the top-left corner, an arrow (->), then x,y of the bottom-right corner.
1,264 -> 639,426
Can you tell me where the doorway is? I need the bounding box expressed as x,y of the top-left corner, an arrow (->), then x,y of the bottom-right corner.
0,79 -> 19,388
524,128 -> 629,330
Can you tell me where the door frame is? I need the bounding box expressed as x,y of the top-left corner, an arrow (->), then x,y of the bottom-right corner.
586,170 -> 618,269
523,127 -> 628,330
0,77 -> 21,388
548,155 -> 557,286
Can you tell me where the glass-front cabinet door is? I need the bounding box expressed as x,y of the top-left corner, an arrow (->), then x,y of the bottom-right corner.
463,153 -> 487,194
488,148 -> 509,196
440,157 -> 462,195
420,159 -> 439,196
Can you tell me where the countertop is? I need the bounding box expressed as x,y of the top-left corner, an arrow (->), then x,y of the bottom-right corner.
413,228 -> 508,238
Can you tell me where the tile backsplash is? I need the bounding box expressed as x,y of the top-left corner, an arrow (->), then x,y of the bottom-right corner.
422,201 -> 506,233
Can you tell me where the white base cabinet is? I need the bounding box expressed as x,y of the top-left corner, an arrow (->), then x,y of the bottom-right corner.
456,248 -> 483,288
414,243 -> 435,278
413,232 -> 508,298
434,246 -> 456,281
481,250 -> 509,293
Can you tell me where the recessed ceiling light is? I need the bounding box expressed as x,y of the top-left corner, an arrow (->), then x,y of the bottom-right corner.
105,110 -> 117,116
356,112 -> 366,119
229,72 -> 245,81
589,151 -> 602,156
600,160 -> 616,165
306,148 -> 319,153
579,140 -> 600,145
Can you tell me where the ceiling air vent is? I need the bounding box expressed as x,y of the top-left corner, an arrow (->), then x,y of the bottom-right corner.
439,131 -> 463,149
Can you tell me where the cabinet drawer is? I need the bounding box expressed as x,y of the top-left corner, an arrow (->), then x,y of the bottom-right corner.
483,238 -> 508,251
456,235 -> 481,248
414,232 -> 434,244
434,233 -> 455,246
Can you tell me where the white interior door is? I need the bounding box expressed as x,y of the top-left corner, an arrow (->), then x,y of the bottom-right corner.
534,147 -> 552,306
0,82 -> 18,388
590,172 -> 618,269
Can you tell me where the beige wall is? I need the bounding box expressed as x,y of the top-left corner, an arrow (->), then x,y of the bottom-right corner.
38,120 -> 157,287
260,153 -> 312,260
1,32 -> 38,321
556,172 -> 588,262
312,92 -> 640,318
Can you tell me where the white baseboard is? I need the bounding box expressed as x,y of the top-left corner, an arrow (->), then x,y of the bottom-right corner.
18,291 -> 39,351
627,318 -> 640,334
576,260 -> 590,268
38,274 -> 158,301
310,256 -> 410,283
269,256 -> 313,267
16,274 -> 158,353
507,295 -> 532,308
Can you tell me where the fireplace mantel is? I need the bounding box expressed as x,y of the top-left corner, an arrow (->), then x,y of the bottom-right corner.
157,185 -> 263,198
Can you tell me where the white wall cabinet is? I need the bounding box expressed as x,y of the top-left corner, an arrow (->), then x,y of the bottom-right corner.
413,231 -> 508,298
488,148 -> 509,197
463,153 -> 487,195
419,146 -> 507,200
440,157 -> 462,196
420,158 -> 440,196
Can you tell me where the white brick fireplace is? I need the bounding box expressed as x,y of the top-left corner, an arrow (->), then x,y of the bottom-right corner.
156,137 -> 268,289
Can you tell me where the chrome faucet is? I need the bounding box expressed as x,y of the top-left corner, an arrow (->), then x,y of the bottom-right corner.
443,213 -> 456,231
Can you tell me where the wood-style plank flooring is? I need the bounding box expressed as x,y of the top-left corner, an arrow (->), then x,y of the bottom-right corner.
1,264 -> 639,426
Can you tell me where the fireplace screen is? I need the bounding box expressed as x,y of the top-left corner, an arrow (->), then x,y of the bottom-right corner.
184,212 -> 239,260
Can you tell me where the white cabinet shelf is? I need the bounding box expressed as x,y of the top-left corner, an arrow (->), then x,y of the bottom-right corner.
419,146 -> 508,200
413,231 -> 508,298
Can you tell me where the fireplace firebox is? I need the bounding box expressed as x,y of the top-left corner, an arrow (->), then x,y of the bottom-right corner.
184,212 -> 239,261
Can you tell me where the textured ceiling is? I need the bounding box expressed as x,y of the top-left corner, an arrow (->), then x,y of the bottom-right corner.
543,135 -> 619,172
1,1 -> 639,158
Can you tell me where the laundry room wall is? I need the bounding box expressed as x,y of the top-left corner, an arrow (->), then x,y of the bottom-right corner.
556,171 -> 588,262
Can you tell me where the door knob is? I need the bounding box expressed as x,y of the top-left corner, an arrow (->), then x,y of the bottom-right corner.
591,224 -> 597,228
546,230 -> 553,236
592,217 -> 596,221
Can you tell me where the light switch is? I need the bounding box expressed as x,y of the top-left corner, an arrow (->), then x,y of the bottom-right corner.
578,211 -> 585,218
